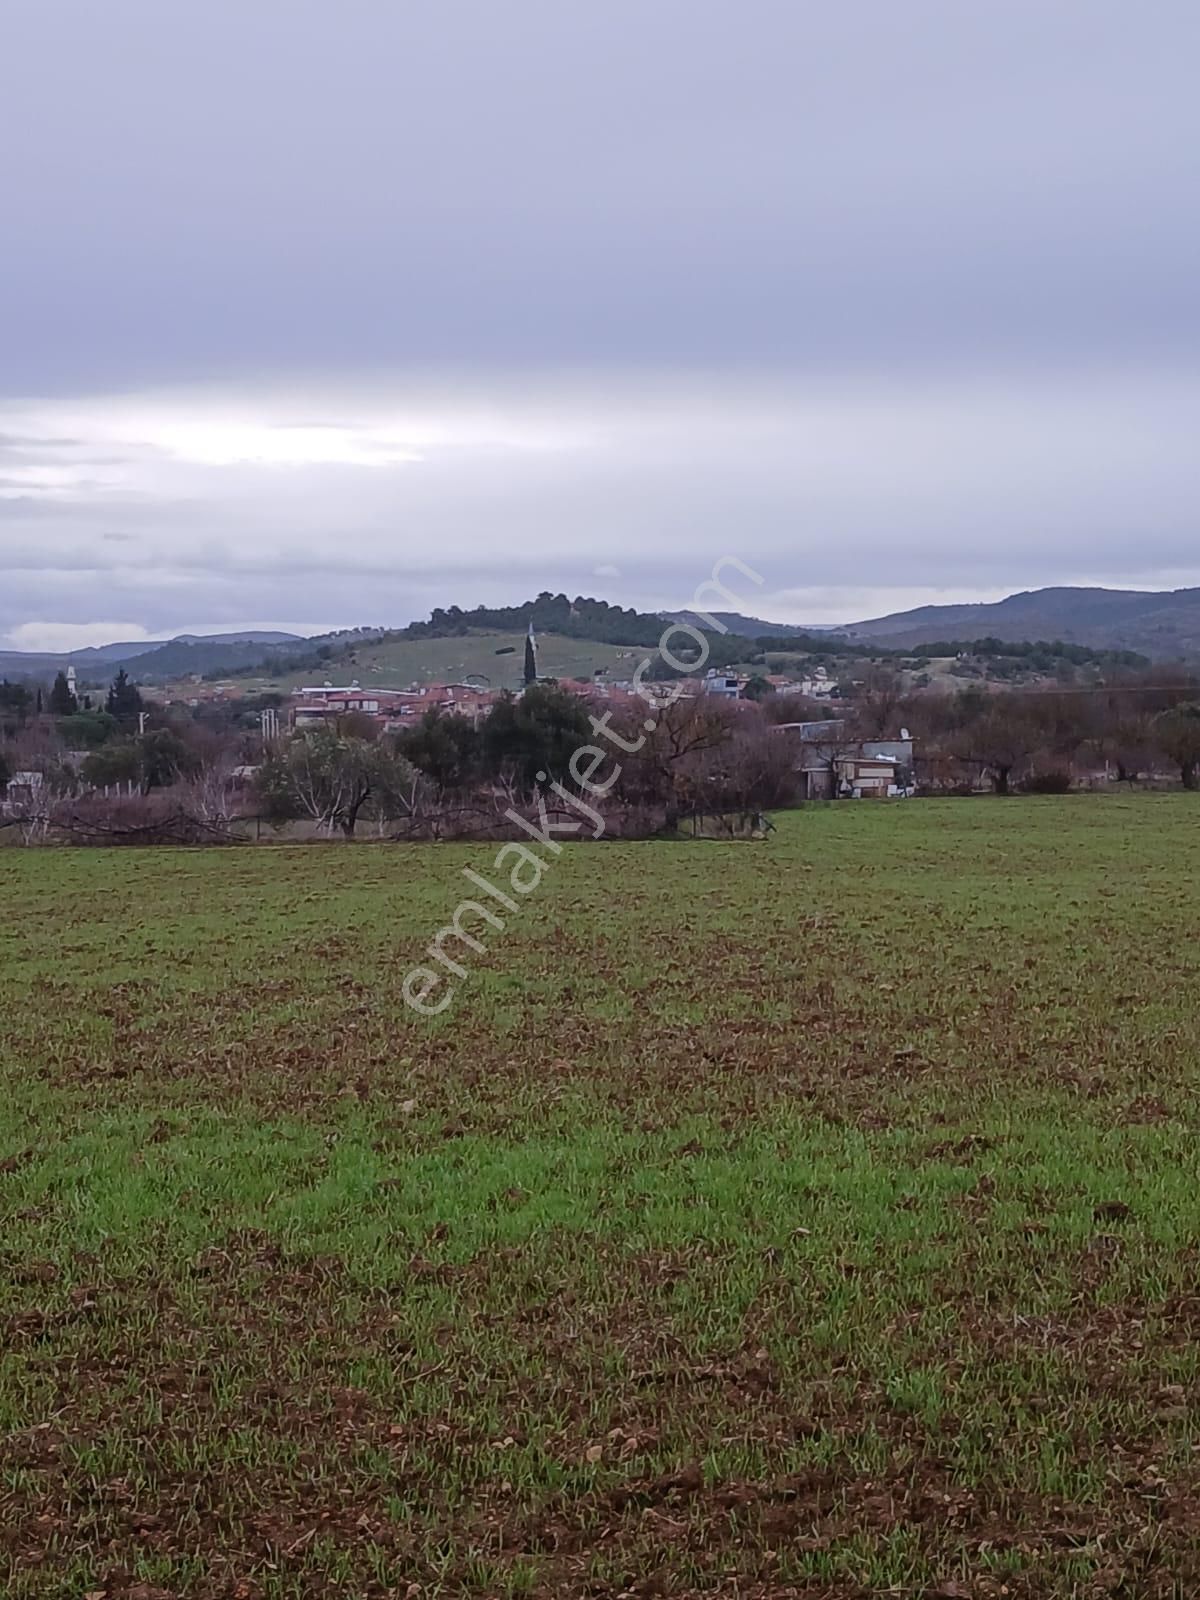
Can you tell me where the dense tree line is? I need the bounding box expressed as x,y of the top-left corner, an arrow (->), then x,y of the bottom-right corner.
911,636 -> 1149,668
834,668 -> 1200,794
407,593 -> 664,646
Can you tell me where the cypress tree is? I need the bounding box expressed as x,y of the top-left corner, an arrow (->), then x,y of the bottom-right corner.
105,668 -> 144,724
49,670 -> 78,716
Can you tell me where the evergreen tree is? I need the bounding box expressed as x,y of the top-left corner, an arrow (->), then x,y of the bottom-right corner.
395,709 -> 481,792
80,740 -> 144,791
742,674 -> 775,702
482,684 -> 593,793
0,680 -> 33,726
523,623 -> 537,687
49,670 -> 78,716
105,668 -> 144,724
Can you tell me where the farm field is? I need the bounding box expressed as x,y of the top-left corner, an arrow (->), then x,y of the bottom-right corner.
1,796 -> 1199,1599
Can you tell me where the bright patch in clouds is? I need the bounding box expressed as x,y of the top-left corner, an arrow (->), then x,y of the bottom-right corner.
6,620 -> 155,653
1,384 -> 593,487
148,420 -> 423,469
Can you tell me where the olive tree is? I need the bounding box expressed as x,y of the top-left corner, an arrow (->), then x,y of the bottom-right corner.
255,727 -> 421,836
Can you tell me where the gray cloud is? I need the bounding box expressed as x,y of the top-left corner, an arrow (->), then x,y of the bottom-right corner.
1,2 -> 1198,641
4,0 -> 1199,388
0,436 -> 87,451
1,372 -> 1198,645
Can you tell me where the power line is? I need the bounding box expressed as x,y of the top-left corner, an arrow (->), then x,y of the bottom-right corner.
926,679 -> 1199,699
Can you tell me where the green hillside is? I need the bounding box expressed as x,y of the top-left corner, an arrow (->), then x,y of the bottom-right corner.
229,630 -> 649,694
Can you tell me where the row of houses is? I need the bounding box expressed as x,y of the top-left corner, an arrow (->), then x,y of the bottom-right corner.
288,667 -> 843,734
287,675 -> 660,731
701,666 -> 836,699
290,680 -> 495,729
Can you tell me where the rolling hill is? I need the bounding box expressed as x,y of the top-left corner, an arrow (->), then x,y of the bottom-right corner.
5,587 -> 1198,692
237,631 -> 649,695
93,633 -> 312,683
0,631 -> 306,684
843,587 -> 1200,659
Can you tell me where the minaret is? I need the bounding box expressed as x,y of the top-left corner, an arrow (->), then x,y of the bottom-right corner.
66,664 -> 78,705
523,619 -> 538,688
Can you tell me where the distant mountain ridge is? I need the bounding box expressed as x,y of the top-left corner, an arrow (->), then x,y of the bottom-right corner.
4,587 -> 1199,685
0,630 -> 306,682
843,586 -> 1200,659
661,610 -> 839,637
172,631 -> 302,646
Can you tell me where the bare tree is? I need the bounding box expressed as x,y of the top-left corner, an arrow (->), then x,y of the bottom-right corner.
615,697 -> 736,828
952,701 -> 1041,795
761,692 -> 835,727
683,720 -> 800,820
1155,704 -> 1200,790
2,729 -> 78,844
855,666 -> 905,739
1084,710 -> 1155,784
179,758 -> 245,833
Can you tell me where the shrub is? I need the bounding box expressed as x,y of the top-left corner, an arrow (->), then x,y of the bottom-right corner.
1022,770 -> 1074,795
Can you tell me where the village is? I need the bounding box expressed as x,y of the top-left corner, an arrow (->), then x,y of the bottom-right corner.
8,622 -> 1200,834
165,652 -> 914,802
0,635 -> 921,834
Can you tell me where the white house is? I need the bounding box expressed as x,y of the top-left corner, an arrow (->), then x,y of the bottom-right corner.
702,669 -> 743,698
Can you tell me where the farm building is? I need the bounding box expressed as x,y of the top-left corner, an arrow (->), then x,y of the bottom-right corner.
774,721 -> 915,799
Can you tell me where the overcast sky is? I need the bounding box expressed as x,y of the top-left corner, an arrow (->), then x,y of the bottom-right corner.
2,0 -> 1198,650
